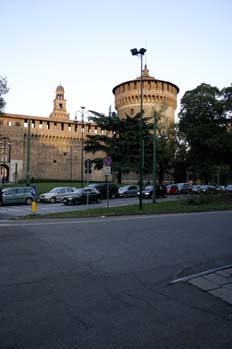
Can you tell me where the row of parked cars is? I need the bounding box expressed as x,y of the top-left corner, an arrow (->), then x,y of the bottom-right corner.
1,182 -> 232,206
165,183 -> 232,195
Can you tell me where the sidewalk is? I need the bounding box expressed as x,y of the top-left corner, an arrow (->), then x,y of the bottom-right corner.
171,265 -> 232,306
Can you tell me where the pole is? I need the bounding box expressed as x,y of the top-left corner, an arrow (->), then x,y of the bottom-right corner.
130,47 -> 146,210
152,111 -> 157,203
26,119 -> 31,186
81,106 -> 85,186
139,54 -> 144,210
70,146 -> 73,180
3,138 -> 6,170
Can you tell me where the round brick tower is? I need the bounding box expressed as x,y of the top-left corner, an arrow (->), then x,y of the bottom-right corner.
112,66 -> 179,126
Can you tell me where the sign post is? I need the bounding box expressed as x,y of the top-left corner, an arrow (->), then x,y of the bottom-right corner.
104,156 -> 112,208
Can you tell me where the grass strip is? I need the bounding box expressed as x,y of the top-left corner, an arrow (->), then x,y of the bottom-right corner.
16,199 -> 232,220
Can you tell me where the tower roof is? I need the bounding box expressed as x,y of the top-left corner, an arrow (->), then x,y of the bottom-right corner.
112,65 -> 179,95
56,85 -> 64,92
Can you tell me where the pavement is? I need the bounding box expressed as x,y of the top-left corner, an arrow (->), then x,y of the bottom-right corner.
171,265 -> 232,307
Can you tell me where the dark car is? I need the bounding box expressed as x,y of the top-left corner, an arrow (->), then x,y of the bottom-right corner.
191,185 -> 202,194
225,184 -> 232,192
87,183 -> 118,199
140,184 -> 167,199
176,183 -> 192,194
63,188 -> 101,205
199,185 -> 217,193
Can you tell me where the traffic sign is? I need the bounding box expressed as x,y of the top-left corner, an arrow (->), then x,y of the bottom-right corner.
31,185 -> 36,198
104,155 -> 112,166
103,166 -> 111,175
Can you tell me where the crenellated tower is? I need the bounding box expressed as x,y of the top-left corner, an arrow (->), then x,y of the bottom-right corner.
112,65 -> 179,126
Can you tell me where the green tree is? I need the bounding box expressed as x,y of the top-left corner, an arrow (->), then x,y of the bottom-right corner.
178,83 -> 232,183
0,76 -> 9,114
85,111 -> 153,183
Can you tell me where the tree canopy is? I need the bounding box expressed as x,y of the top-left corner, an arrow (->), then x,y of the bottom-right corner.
0,76 -> 9,114
178,83 -> 232,183
84,108 -> 177,184
85,111 -> 154,183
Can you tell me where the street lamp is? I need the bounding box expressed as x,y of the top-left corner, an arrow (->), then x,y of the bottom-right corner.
75,107 -> 86,186
130,47 -> 147,210
26,119 -> 31,186
81,106 -> 85,186
152,111 -> 157,203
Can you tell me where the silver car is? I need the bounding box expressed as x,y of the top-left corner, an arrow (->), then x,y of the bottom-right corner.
118,185 -> 139,198
39,187 -> 76,203
1,186 -> 34,205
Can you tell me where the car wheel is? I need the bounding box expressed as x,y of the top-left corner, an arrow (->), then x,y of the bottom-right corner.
123,194 -> 127,198
96,198 -> 101,203
50,197 -> 56,203
25,198 -> 33,205
74,199 -> 79,205
111,193 -> 116,199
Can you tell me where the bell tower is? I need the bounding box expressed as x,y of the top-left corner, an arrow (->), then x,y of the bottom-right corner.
49,85 -> 69,120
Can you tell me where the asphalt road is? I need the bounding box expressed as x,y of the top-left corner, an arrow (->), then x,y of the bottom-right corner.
0,211 -> 232,348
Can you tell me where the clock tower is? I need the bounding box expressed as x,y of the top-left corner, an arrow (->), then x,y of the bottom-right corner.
49,85 -> 69,120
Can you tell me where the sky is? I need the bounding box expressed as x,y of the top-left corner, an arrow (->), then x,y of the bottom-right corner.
1,0 -> 232,122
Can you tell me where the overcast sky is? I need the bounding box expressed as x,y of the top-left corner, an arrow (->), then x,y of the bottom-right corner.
2,0 -> 232,121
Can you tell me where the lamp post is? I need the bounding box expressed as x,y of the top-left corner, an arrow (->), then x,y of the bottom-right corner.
81,106 -> 85,186
26,119 -> 31,186
130,47 -> 146,210
152,111 -> 157,203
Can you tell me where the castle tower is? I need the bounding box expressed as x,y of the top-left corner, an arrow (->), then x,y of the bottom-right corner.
112,66 -> 179,126
49,85 -> 70,120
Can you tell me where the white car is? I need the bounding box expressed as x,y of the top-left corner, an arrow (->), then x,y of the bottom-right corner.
39,187 -> 76,203
118,185 -> 139,198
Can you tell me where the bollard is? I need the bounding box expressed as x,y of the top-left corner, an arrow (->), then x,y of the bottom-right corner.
31,200 -> 37,215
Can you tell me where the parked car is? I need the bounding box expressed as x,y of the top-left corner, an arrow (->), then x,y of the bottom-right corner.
225,184 -> 232,192
0,186 -> 35,205
39,187 -> 76,203
216,185 -> 225,192
166,184 -> 178,195
140,184 -> 167,199
87,183 -> 118,199
191,185 -> 202,194
118,185 -> 139,198
199,185 -> 217,193
63,188 -> 101,205
176,183 -> 192,194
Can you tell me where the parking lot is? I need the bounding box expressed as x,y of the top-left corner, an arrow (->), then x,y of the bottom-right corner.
0,195 -> 179,219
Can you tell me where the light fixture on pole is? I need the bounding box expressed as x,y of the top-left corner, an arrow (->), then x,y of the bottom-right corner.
130,47 -> 147,210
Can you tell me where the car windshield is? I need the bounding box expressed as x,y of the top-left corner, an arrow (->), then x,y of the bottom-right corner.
144,186 -> 153,190
74,189 -> 84,194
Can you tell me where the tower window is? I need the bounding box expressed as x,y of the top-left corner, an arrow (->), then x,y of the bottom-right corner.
59,103 -> 62,109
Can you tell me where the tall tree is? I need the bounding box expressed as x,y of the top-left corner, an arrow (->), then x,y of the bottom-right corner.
0,76 -> 9,114
85,111 -> 153,183
178,83 -> 232,183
